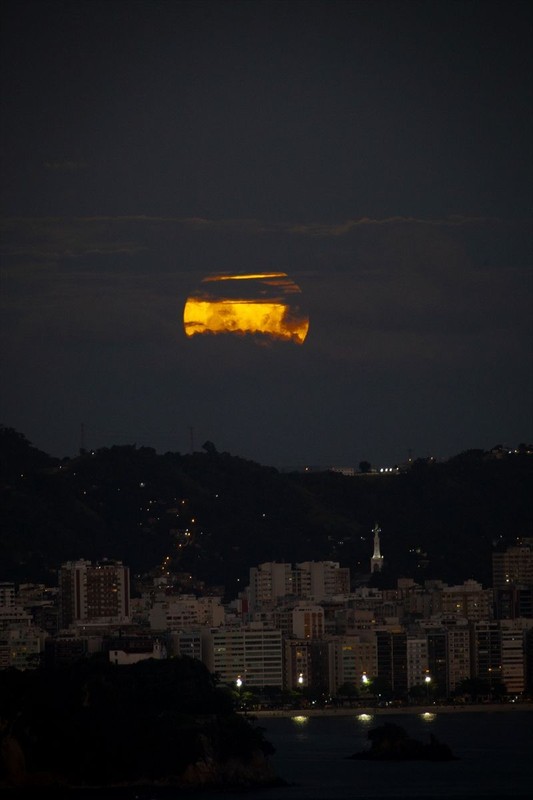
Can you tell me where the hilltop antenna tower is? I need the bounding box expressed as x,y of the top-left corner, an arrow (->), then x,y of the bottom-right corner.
370,523 -> 384,573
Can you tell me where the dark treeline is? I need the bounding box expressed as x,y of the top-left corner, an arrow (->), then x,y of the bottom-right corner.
1,426 -> 532,597
0,654 -> 277,788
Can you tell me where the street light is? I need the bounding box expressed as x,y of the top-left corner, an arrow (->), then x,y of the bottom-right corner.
424,674 -> 432,703
298,672 -> 304,686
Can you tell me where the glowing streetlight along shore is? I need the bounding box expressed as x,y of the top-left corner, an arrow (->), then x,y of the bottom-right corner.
183,272 -> 309,344
425,673 -> 432,703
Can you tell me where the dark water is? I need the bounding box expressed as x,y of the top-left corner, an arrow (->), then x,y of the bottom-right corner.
11,710 -> 533,799
252,709 -> 533,799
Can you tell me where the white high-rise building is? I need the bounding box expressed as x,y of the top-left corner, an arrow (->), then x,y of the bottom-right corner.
492,542 -> 533,588
294,561 -> 350,600
445,620 -> 471,694
248,562 -> 294,611
149,594 -> 225,631
332,633 -> 377,693
500,620 -> 528,694
436,580 -> 493,621
406,634 -> 429,689
291,604 -> 325,639
201,623 -> 283,688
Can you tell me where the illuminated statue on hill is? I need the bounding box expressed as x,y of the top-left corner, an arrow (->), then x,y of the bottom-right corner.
370,523 -> 384,573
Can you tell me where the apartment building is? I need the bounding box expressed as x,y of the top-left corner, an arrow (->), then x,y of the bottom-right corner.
248,562 -> 294,612
149,594 -> 224,631
492,542 -> 533,588
202,623 -> 283,688
294,561 -> 351,600
59,559 -> 130,628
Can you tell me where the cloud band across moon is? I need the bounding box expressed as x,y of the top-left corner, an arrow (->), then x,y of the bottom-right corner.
183,272 -> 309,344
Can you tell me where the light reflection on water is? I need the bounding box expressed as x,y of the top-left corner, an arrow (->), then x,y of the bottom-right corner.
291,715 -> 309,725
257,710 -> 533,799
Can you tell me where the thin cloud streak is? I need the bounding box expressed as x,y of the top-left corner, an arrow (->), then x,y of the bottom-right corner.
1,213 -> 525,263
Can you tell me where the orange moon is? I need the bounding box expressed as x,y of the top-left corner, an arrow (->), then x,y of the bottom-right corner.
183,272 -> 309,344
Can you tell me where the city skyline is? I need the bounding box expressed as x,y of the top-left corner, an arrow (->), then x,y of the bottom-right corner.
1,0 -> 532,469
3,541 -> 533,698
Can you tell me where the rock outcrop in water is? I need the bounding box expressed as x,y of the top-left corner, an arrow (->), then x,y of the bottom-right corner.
349,722 -> 458,762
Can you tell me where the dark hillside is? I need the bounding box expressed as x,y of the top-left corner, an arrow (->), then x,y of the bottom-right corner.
1,426 -> 531,595
293,451 -> 533,586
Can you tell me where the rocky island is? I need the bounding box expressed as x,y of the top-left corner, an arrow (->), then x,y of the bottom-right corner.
349,722 -> 459,762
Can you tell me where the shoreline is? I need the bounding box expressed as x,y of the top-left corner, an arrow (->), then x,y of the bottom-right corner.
246,702 -> 533,718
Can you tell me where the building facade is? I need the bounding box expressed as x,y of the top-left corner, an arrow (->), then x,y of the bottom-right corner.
202,623 -> 284,688
59,559 -> 130,628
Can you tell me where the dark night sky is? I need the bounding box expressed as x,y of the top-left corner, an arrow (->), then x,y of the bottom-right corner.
1,0 -> 532,469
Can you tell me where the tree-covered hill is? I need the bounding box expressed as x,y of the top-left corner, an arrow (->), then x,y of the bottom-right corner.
1,425 -> 532,595
0,654 -> 278,789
